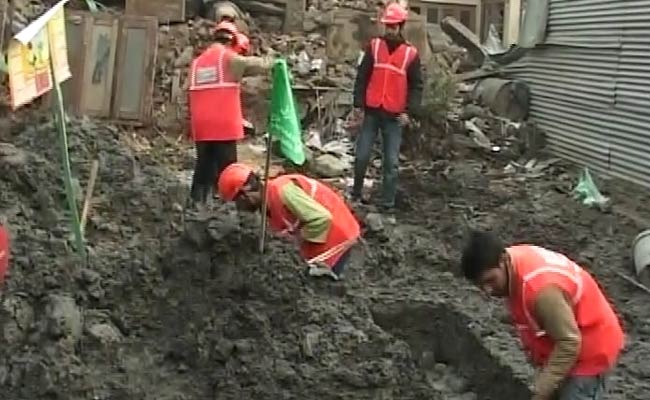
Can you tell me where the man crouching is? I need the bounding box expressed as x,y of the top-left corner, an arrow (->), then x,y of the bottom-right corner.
217,163 -> 361,280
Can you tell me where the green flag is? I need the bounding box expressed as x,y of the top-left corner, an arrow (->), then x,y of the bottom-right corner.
267,59 -> 305,165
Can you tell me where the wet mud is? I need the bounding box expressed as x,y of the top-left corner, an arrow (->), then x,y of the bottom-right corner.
1,117 -> 649,399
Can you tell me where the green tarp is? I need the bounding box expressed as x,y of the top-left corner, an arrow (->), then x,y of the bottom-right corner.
267,59 -> 305,165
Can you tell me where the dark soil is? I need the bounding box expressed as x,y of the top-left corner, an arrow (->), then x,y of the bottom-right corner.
0,114 -> 648,400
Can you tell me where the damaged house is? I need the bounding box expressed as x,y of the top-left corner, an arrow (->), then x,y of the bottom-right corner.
501,0 -> 650,189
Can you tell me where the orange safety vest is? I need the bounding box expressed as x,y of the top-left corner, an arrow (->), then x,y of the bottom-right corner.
507,245 -> 624,376
365,38 -> 417,114
0,225 -> 9,284
188,44 -> 244,142
266,175 -> 361,267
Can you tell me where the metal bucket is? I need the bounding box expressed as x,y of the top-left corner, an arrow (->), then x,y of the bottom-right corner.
632,229 -> 650,280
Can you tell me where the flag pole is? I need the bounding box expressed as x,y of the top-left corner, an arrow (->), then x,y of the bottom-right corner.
258,132 -> 272,254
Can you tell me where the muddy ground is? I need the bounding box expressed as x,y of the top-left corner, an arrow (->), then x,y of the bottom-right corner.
1,114 -> 649,400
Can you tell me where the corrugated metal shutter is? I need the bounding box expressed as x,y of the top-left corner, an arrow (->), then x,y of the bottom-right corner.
504,0 -> 650,189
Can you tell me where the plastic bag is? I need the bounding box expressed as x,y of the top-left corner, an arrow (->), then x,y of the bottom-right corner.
572,168 -> 609,207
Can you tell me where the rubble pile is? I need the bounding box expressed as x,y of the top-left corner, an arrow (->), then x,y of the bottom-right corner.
153,17 -> 354,134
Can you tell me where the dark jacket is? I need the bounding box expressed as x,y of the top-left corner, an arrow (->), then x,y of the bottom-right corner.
353,35 -> 423,116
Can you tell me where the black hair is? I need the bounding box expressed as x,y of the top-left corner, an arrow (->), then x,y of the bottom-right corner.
214,31 -> 233,45
243,173 -> 260,191
460,230 -> 505,282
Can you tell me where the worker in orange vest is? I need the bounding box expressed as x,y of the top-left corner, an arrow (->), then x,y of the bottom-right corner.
187,21 -> 272,205
351,2 -> 423,211
0,224 -> 10,286
217,163 -> 361,280
460,230 -> 624,400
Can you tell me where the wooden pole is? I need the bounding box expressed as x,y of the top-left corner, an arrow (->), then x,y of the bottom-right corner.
49,40 -> 85,258
258,132 -> 272,254
80,159 -> 99,234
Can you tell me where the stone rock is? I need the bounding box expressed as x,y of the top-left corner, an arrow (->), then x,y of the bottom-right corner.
311,153 -> 349,178
0,143 -> 28,167
44,294 -> 82,343
301,331 -> 320,358
174,46 -> 194,68
274,359 -> 297,382
214,339 -> 235,361
2,295 -> 34,344
88,323 -> 122,344
365,213 -> 385,232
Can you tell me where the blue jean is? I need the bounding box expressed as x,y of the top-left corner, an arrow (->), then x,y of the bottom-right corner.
331,249 -> 352,277
555,374 -> 609,400
352,111 -> 403,207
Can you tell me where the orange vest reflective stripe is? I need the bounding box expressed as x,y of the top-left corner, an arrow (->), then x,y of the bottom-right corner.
365,38 -> 417,114
0,225 -> 9,284
507,245 -> 624,376
188,44 -> 244,142
266,175 -> 361,267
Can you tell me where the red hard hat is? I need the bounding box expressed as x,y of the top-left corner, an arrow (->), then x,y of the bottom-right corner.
217,163 -> 254,201
0,225 -> 10,284
234,33 -> 250,55
381,3 -> 408,24
214,20 -> 238,36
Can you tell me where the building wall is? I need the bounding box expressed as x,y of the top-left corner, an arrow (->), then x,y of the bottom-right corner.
504,0 -> 650,189
415,0 -> 482,36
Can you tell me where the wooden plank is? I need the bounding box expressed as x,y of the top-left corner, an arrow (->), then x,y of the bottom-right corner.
78,12 -> 119,118
125,0 -> 185,23
283,0 -> 305,33
111,15 -> 157,124
1,0 -> 9,53
58,10 -> 89,114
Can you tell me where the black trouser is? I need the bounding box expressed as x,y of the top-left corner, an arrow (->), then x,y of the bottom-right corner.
190,140 -> 238,203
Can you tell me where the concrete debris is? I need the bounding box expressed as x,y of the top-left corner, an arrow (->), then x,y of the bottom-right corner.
365,212 -> 384,232
87,323 -> 123,344
312,153 -> 350,178
440,17 -> 487,68
464,120 -> 492,150
503,158 -> 562,178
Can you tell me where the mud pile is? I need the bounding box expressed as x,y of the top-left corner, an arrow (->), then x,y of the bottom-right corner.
0,114 -> 525,399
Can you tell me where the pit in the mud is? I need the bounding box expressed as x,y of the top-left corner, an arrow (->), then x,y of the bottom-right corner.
371,301 -> 531,400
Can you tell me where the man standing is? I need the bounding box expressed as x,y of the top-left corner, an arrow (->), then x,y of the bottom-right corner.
187,21 -> 272,204
351,2 -> 423,210
217,163 -> 361,280
460,230 -> 624,400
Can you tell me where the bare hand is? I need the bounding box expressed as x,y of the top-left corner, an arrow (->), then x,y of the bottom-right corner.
397,113 -> 410,127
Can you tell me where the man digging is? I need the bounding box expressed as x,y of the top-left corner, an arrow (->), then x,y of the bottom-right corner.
461,230 -> 624,400
217,163 -> 361,280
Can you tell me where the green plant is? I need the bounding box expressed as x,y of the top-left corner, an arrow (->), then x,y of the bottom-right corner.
422,62 -> 457,119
